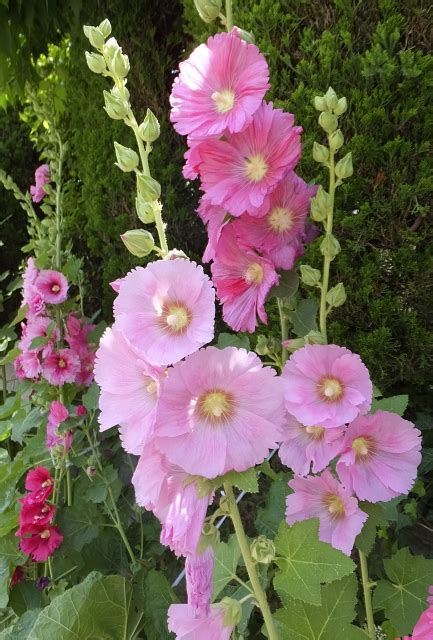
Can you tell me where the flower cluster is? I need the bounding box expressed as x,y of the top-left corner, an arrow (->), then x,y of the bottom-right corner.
30,164 -> 50,203
170,29 -> 316,332
14,258 -> 95,386
279,344 -> 422,555
16,467 -> 63,562
46,400 -> 73,452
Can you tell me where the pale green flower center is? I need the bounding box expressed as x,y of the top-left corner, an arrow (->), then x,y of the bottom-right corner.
305,425 -> 325,441
211,89 -> 236,114
268,206 -> 293,233
244,262 -> 264,285
244,154 -> 268,182
51,284 -> 60,293
198,389 -> 233,422
165,305 -> 189,333
58,358 -> 66,369
352,436 -> 373,460
324,493 -> 345,519
146,380 -> 158,395
319,377 -> 344,402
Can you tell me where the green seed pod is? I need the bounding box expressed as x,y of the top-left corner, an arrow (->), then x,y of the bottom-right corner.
137,174 -> 161,201
120,229 -> 155,257
313,142 -> 329,164
300,264 -> 321,286
85,51 -> 106,74
193,0 -> 222,23
250,535 -> 276,564
138,109 -> 161,143
114,142 -> 139,172
326,282 -> 347,308
335,152 -> 353,180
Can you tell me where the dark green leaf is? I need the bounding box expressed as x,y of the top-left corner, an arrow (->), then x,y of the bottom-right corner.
269,270 -> 299,300
256,475 -> 290,537
0,533 -> 25,608
370,395 -> 408,416
216,332 -> 250,350
0,347 -> 20,366
288,298 -> 319,337
142,569 -> 178,640
212,535 -> 241,600
8,306 -> 28,328
355,503 -> 387,556
81,383 -> 99,412
57,502 -> 103,552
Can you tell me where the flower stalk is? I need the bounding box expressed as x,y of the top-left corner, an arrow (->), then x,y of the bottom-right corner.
359,549 -> 376,640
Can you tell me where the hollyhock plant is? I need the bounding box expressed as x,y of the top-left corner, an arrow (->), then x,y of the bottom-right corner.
198,101 -> 302,217
42,348 -> 80,386
286,469 -> 367,555
113,259 -> 215,366
211,227 -> 279,332
34,269 -> 68,304
154,346 -> 286,478
21,316 -> 59,357
18,499 -> 55,531
46,400 -> 72,452
336,411 -> 422,503
25,467 -> 54,503
170,29 -> 269,137
30,164 -> 50,203
18,524 -> 63,562
279,414 -> 345,477
282,344 -> 373,429
94,327 -> 164,454
167,604 -> 234,640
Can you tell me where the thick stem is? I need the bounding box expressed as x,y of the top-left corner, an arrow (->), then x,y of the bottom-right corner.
224,484 -> 278,640
55,136 -> 63,272
1,365 -> 7,404
277,298 -> 288,368
359,550 -> 376,640
65,463 -> 72,507
319,148 -> 336,342
225,0 -> 233,31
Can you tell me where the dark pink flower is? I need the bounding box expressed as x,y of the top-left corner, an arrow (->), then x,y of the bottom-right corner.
30,165 -> 50,203
9,566 -> 25,588
42,348 -> 80,386
75,349 -> 95,386
197,199 -> 229,263
18,498 -> 55,531
46,400 -> 72,452
76,404 -> 87,417
412,586 -> 433,639
65,313 -> 95,356
19,524 -> 63,562
34,270 -> 68,304
25,467 -> 54,503
21,316 -> 59,357
17,349 -> 42,379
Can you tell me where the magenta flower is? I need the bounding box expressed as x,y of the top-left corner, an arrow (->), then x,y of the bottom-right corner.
74,349 -> 95,386
25,467 -> 54,504
17,350 -> 42,379
42,348 -> 80,386
211,226 -> 279,332
30,164 -> 50,203
168,604 -> 234,640
21,316 -> 59,357
34,270 -> 68,304
336,411 -> 422,503
18,498 -> 54,532
286,470 -> 367,555
279,414 -> 345,476
18,524 -> 63,562
65,313 -> 95,356
198,102 -> 302,217
46,400 -> 72,452
170,30 -> 269,137
282,344 -> 372,429
22,258 -> 38,304
197,199 -> 229,263
114,259 -> 215,366
154,346 -> 285,478
183,135 -> 211,180
186,547 -> 214,617
94,327 -> 164,454
411,586 -> 433,639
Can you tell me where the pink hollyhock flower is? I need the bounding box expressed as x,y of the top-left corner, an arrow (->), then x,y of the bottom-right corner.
336,411 -> 422,503
18,498 -> 55,531
211,227 -> 279,332
30,164 -> 50,203
279,415 -> 345,476
282,344 -> 372,429
198,102 -> 302,217
46,400 -> 72,452
411,586 -> 433,639
109,277 -> 125,293
18,349 -> 42,379
14,356 -> 26,379
170,30 -> 269,137
25,467 -> 54,503
34,270 -> 68,304
74,349 -> 95,386
42,348 -> 80,386
76,404 -> 87,417
186,547 -> 214,617
230,172 -> 317,269
183,135 -> 211,180
114,259 -> 215,366
21,316 -> 59,357
65,313 -> 95,356
197,199 -> 229,263
22,258 -> 38,304
18,524 -> 63,562
286,470 -> 367,555
9,566 -> 25,588
94,327 -> 164,454
168,605 -> 234,640
154,346 -> 286,478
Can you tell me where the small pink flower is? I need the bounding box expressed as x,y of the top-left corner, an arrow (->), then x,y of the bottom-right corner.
186,547 -> 214,617
168,605 -> 234,640
30,164 -> 50,203
22,258 -> 38,305
154,346 -> 286,478
42,348 -> 80,386
114,259 -> 215,366
197,199 -> 229,263
25,467 -> 54,503
18,498 -> 55,531
76,404 -> 87,417
170,30 -> 269,137
26,290 -> 46,319
14,356 -> 26,379
282,344 -> 373,429
65,313 -> 95,356
74,349 -> 95,386
336,411 -> 422,503
279,415 -> 345,476
18,524 -> 63,562
34,270 -> 68,304
21,316 -> 59,356
211,226 -> 279,332
46,400 -> 72,452
286,470 -> 367,555
198,102 -> 302,217
411,586 -> 433,639
17,349 -> 42,379
94,327 -> 164,454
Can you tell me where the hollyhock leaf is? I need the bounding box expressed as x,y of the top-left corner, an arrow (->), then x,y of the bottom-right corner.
141,569 -> 178,640
288,298 -> 319,337
269,270 -> 299,300
0,533 -> 26,608
82,383 -> 100,412
0,503 -> 20,537
273,574 -> 369,639
212,535 -> 241,600
274,520 -> 355,605
217,468 -> 259,494
373,547 -> 433,635
8,581 -> 47,617
256,474 -> 290,537
0,394 -> 20,421
0,608 -> 41,639
57,502 -> 103,552
11,407 -> 45,445
355,503 -> 387,556
0,455 -> 25,513
28,572 -> 138,640
0,347 -> 21,366
370,394 -> 408,416
216,332 -> 250,350
419,447 -> 433,473
8,305 -> 28,328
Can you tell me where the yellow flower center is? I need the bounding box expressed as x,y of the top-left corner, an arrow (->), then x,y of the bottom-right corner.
51,284 -> 60,293
41,480 -> 52,488
305,425 -> 325,441
244,154 -> 268,182
324,494 -> 345,519
352,436 -> 373,460
268,206 -> 293,233
198,389 -> 233,423
58,358 -> 66,369
244,262 -> 264,285
211,89 -> 236,114
40,529 -> 50,539
164,304 -> 190,333
319,377 -> 344,402
146,380 -> 158,395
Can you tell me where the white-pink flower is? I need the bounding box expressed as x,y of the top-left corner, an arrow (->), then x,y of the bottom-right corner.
114,259 -> 215,366
34,270 -> 68,304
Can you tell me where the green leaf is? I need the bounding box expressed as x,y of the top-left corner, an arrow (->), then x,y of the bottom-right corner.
218,468 -> 258,494
216,332 -> 250,350
0,347 -> 20,366
57,502 -> 103,552
212,535 -> 241,600
256,475 -> 290,537
355,503 -> 387,556
0,455 -> 26,513
0,394 -> 20,421
11,408 -> 45,444
370,394 -> 408,416
374,547 -> 433,635
274,575 -> 370,639
419,447 -> 433,474
81,383 -> 99,412
0,609 -> 41,639
28,336 -> 49,351
141,569 -> 178,640
28,572 -> 139,640
274,520 -> 355,605
269,270 -> 299,300
288,298 -> 319,337
0,533 -> 25,608
8,305 -> 28,328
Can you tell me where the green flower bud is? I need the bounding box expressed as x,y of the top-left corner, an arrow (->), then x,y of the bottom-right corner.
98,18 -> 112,39
310,187 -> 331,222
103,37 -> 121,67
137,174 -> 161,201
85,51 -> 106,74
329,129 -> 344,152
300,264 -> 321,286
235,27 -> 255,44
326,282 -> 346,308
335,152 -> 353,180
83,25 -> 105,50
111,83 -> 130,103
120,229 -> 155,257
255,335 -> 269,356
334,96 -> 348,116
138,109 -> 160,143
312,142 -> 329,164
112,48 -> 130,78
103,90 -> 128,120
319,111 -> 338,134
193,0 -> 222,23
305,330 -> 326,345
114,142 -> 139,172
324,86 -> 338,111
250,535 -> 276,564
320,234 -> 341,259
197,523 -> 220,554
136,195 -> 157,224
219,597 -> 242,627
314,95 -> 329,112
284,337 -> 305,352
219,495 -> 231,515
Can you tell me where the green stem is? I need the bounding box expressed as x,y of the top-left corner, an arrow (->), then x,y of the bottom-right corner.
319,148 -> 336,342
359,550 -> 375,640
277,298 -> 288,368
65,462 -> 72,507
225,0 -> 233,31
1,365 -> 7,404
224,484 -> 278,640
55,136 -> 63,272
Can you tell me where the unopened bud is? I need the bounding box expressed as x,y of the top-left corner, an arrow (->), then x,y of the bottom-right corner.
136,195 -> 157,224
193,0 -> 222,23
86,466 -> 97,478
121,229 -> 155,257
114,142 -> 139,172
304,330 -> 326,345
335,152 -> 353,180
103,90 -> 128,120
197,523 -> 220,553
103,37 -> 120,67
310,187 -> 331,222
98,19 -> 112,39
83,25 -> 105,50
334,96 -> 348,116
314,95 -> 329,112
85,51 -> 106,74
282,337 -> 305,352
312,142 -> 329,164
250,535 -> 276,564
255,335 -> 269,356
300,264 -> 321,287
235,27 -> 255,44
219,597 -> 242,627
320,234 -> 341,259
324,86 -> 338,111
329,129 -> 344,152
326,282 -> 346,308
137,174 -> 161,201
138,109 -> 160,143
111,48 -> 130,78
319,111 -> 338,134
